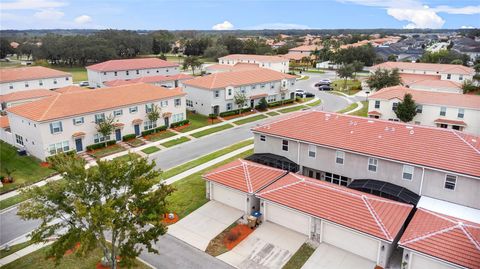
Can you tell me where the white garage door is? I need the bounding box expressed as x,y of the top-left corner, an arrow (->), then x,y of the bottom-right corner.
265,202 -> 310,235
212,183 -> 246,212
323,222 -> 378,262
410,253 -> 458,269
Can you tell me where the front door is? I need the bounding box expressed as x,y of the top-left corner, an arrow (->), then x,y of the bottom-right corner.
115,129 -> 122,141
290,92 -> 295,99
250,99 -> 255,108
213,105 -> 219,115
164,117 -> 170,128
134,124 -> 140,136
75,138 -> 83,152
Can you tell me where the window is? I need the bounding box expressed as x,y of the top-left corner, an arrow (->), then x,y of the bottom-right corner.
260,84 -> 265,88
145,103 -> 153,113
15,134 -> 24,146
103,72 -> 107,75
136,70 -> 139,75
459,75 -> 463,81
392,102 -> 398,111
160,100 -> 168,107
73,117 -> 84,125
446,74 -> 451,79
53,79 -> 57,84
48,141 -> 69,155
260,135 -> 266,141
172,113 -> 184,123
308,145 -> 316,158
324,172 -> 349,186
282,139 -> 288,151
374,100 -> 380,109
444,175 -> 457,190
270,84 -> 275,89
94,134 -> 110,143
39,80 -> 43,86
416,105 -> 423,114
452,125 -> 462,131
114,71 -> 118,76
144,120 -> 157,130
186,100 -> 193,108
126,70 -> 129,76
440,107 -> 446,116
214,91 -> 220,98
25,82 -> 29,88
226,103 -> 232,111
252,85 -> 256,89
267,95 -> 277,102
174,98 -> 181,107
113,109 -> 123,116
336,151 -> 345,165
228,88 -> 232,95
94,113 -> 105,123
458,109 -> 464,118
49,121 -> 63,134
66,77 -> 69,81
9,84 -> 13,89
368,157 -> 378,172
439,123 -> 448,128
129,106 -> 138,113
402,165 -> 414,180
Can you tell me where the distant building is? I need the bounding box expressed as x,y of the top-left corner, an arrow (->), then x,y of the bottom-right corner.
0,88 -> 59,110
0,66 -> 72,95
103,73 -> 193,88
217,54 -> 289,73
287,45 -> 322,55
204,62 -> 261,74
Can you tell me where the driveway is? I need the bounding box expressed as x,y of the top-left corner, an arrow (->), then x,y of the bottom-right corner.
167,201 -> 244,251
301,243 -> 376,269
218,222 -> 307,269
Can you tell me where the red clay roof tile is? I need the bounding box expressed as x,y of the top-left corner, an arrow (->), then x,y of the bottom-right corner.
86,58 -> 178,72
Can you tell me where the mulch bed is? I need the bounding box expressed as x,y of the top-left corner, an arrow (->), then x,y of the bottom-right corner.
64,242 -> 81,256
221,111 -> 256,121
172,124 -> 191,131
161,213 -> 179,225
40,162 -> 51,168
96,256 -> 121,269
224,224 -> 253,250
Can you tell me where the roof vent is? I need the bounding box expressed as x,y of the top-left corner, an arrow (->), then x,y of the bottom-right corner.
410,130 -> 414,135
350,130 -> 354,134
385,127 -> 389,131
367,120 -> 374,123
406,126 -> 413,129
472,139 -> 477,143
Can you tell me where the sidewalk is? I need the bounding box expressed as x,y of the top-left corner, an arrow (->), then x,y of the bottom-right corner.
0,242 -> 53,266
345,101 -> 364,115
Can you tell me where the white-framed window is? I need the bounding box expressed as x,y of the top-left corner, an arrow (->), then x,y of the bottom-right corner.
267,95 -> 277,102
440,107 -> 446,116
282,139 -> 288,151
25,82 -> 29,88
459,75 -> 463,81
226,103 -> 233,111
444,175 -> 457,190
94,134 -> 110,143
458,108 -> 464,119
145,103 -> 153,113
392,102 -> 398,111
53,79 -> 57,84
126,70 -> 129,76
416,105 -> 423,114
368,157 -> 378,172
94,113 -> 105,123
336,151 -> 345,165
160,100 -> 168,107
73,117 -> 84,125
129,106 -> 138,113
103,72 -> 107,75
446,74 -> 451,79
324,172 -> 349,186
39,80 -> 43,86
49,121 -> 63,134
172,113 -> 184,123
144,120 -> 157,130
114,71 -> 118,76
186,100 -> 193,108
214,91 -> 220,98
252,85 -> 256,89
260,84 -> 265,88
402,165 -> 414,180
308,145 -> 316,158
228,88 -> 232,95
9,84 -> 13,89
270,84 -> 275,89
15,134 -> 24,146
48,141 -> 69,155
260,135 -> 266,141
113,109 -> 123,116
174,98 -> 181,107
374,100 -> 380,109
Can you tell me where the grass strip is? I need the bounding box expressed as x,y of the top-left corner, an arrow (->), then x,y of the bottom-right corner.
190,124 -> 234,138
233,115 -> 268,125
282,243 -> 316,269
278,105 -> 308,113
160,137 -> 191,148
141,146 -> 161,154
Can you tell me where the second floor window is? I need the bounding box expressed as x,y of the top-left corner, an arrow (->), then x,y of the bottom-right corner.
129,106 -> 138,113
392,102 -> 398,111
368,157 -> 378,172
458,109 -> 464,119
446,74 -> 451,79
282,140 -> 288,151
308,145 -> 316,158
114,72 -> 118,76
161,100 -> 168,107
145,104 -> 153,113
94,113 -> 105,123
336,151 -> 345,165
49,121 -> 63,134
126,70 -> 129,76
114,109 -> 123,116
374,100 -> 380,109
444,175 -> 456,190
73,117 -> 84,125
402,165 -> 414,180
39,80 -> 43,86
260,135 -> 266,141
174,99 -> 181,106
440,107 -> 446,116
416,105 -> 423,114
214,91 -> 220,98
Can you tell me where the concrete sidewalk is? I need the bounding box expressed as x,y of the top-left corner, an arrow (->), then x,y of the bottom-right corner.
0,242 -> 53,266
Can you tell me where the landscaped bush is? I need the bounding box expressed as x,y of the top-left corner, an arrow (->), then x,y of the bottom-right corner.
170,119 -> 190,128
208,113 -> 218,119
155,125 -> 167,132
267,99 -> 294,108
86,140 -> 116,151
46,150 -> 76,163
122,134 -> 136,141
141,125 -> 168,137
106,140 -> 116,146
141,129 -> 155,137
256,98 -> 268,111
219,108 -> 251,117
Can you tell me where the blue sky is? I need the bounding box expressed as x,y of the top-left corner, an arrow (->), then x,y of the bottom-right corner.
1,0 -> 479,30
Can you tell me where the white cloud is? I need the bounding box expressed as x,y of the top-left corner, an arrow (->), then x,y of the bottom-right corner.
461,25 -> 475,29
1,0 -> 66,10
247,23 -> 310,30
34,9 -> 64,20
433,5 -> 480,15
74,15 -> 92,24
212,21 -> 234,30
387,7 -> 445,29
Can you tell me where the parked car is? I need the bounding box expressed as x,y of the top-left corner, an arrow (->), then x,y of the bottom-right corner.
79,81 -> 89,87
295,89 -> 315,97
318,85 -> 332,91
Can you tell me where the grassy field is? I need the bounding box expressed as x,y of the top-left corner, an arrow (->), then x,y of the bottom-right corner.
0,141 -> 55,194
233,114 -> 268,125
160,139 -> 253,180
349,101 -> 368,117
144,130 -> 177,142
113,153 -> 141,162
307,99 -> 322,107
160,137 -> 191,148
278,105 -> 308,114
180,112 -> 219,133
266,111 -> 280,116
331,79 -> 361,95
190,124 -> 234,138
88,144 -> 125,159
0,193 -> 28,210
47,66 -> 88,83
337,102 -> 359,114
141,146 -> 161,154
282,243 -> 316,269
298,75 -> 310,81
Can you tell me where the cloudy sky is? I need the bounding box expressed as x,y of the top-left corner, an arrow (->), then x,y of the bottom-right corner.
1,0 -> 479,30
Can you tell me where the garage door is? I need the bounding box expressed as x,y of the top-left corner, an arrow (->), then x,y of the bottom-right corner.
323,222 -> 378,262
410,253 -> 457,269
265,202 -> 310,235
212,183 -> 246,212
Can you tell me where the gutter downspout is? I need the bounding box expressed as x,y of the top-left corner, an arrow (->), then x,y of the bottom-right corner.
419,167 -> 425,196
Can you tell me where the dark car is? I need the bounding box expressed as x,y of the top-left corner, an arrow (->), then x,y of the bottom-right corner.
318,85 -> 332,91
314,79 -> 331,87
296,92 -> 315,97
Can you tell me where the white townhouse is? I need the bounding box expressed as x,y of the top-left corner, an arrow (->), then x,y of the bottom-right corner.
0,88 -> 58,110
367,86 -> 480,135
0,66 -> 72,95
182,68 -> 297,115
103,73 -> 193,88
86,58 -> 180,88
6,83 -> 186,160
218,54 -> 290,73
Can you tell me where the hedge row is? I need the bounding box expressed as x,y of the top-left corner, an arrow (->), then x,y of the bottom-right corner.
46,149 -> 76,163
122,134 -> 136,141
219,108 -> 252,117
267,99 -> 295,108
141,125 -> 168,136
86,140 -> 116,151
170,119 -> 189,128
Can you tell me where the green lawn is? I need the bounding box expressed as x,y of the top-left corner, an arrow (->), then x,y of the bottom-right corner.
0,141 -> 55,194
278,105 -> 308,113
88,144 -> 125,159
331,79 -> 361,95
282,243 -> 316,269
0,241 -> 33,258
349,101 -> 368,117
266,111 -> 280,116
180,111 -> 219,133
144,130 -> 177,142
141,146 -> 161,154
307,99 -> 322,107
305,69 -> 325,74
160,139 -> 253,180
233,115 -> 268,125
167,148 -> 254,219
1,245 -> 150,269
298,75 -> 310,80
48,66 -> 88,83
337,102 -> 359,114
0,193 -> 28,210
125,138 -> 144,147
160,137 -> 191,148
190,124 -> 234,138
113,153 -> 141,162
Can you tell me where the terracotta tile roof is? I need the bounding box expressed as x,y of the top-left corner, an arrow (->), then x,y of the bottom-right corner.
0,89 -> 58,103
368,111 -> 382,116
54,85 -> 88,94
371,61 -> 474,75
219,54 -> 288,63
250,93 -> 268,99
400,74 -> 461,90
282,53 -> 307,61
72,132 -> 86,138
203,159 -> 287,194
7,83 -> 185,122
86,58 -> 179,72
288,45 -> 322,52
257,173 -> 413,241
369,86 -> 480,110
103,74 -> 194,87
205,63 -> 261,72
252,111 -> 480,177
205,64 -> 235,71
182,68 -> 297,90
434,118 -> 468,126
0,116 -> 9,128
0,66 -> 71,83
399,208 -> 480,269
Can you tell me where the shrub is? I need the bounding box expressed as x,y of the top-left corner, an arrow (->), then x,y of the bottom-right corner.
141,129 -> 155,137
106,140 -> 116,146
122,134 -> 136,141
226,230 -> 239,242
170,119 -> 190,128
208,113 -> 218,119
257,98 -> 268,111
46,150 -> 76,163
267,99 -> 294,108
142,125 -> 167,137
86,140 -> 116,151
155,125 -> 168,132
219,108 -> 251,117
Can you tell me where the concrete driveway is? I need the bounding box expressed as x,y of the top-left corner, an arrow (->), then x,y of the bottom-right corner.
167,201 -> 243,251
218,222 -> 307,269
302,243 -> 376,269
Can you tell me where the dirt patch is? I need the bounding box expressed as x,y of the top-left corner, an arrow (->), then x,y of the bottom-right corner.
224,224 -> 253,250
173,124 -> 191,131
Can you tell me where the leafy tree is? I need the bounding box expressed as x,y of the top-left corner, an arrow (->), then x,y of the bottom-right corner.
351,60 -> 364,80
218,36 -> 244,54
257,97 -> 268,111
184,37 -> 211,56
152,38 -> 171,55
182,56 -> 202,75
366,68 -> 401,91
158,53 -> 167,60
387,54 -> 398,61
462,79 -> 478,94
474,63 -> 480,73
18,153 -> 174,269
95,114 -> 116,146
395,93 -> 417,122
336,64 -> 354,90
420,50 -> 469,66
334,44 -> 377,66
233,91 -> 248,115
203,44 -> 228,60
147,104 -> 161,132
0,38 -> 14,59
450,59 -> 463,65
